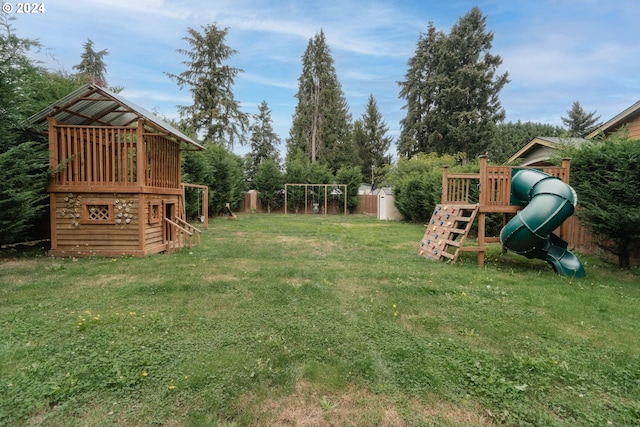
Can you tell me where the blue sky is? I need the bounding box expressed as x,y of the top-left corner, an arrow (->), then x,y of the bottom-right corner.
12,0 -> 640,158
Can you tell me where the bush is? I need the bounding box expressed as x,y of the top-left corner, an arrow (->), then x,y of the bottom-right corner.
565,133 -> 640,268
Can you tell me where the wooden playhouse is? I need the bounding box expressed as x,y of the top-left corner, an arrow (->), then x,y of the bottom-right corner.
29,84 -> 206,257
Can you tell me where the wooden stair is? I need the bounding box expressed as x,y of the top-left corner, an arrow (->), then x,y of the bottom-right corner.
418,204 -> 479,263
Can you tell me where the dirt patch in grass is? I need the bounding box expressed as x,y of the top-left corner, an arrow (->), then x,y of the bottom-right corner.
203,274 -> 240,283
258,381 -> 403,426
256,381 -> 493,426
0,258 -> 45,270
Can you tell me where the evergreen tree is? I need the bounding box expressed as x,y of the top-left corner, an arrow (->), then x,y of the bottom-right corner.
287,30 -> 353,171
166,24 -> 248,147
561,101 -> 601,137
399,7 -> 509,160
398,24 -> 444,156
72,38 -> 108,87
565,133 -> 640,268
354,94 -> 392,184
254,159 -> 284,213
488,120 -> 565,164
0,14 -> 49,245
246,100 -> 281,185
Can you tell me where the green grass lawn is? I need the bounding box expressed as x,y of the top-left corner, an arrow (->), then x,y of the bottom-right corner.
1,214 -> 638,426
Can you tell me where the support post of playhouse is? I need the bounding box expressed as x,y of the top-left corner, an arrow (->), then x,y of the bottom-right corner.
441,166 -> 449,203
477,155 -> 489,267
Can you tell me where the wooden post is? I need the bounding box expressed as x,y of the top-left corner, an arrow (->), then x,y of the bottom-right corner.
47,118 -> 58,251
477,155 -> 489,267
47,117 -> 58,185
441,166 -> 449,203
324,185 -> 328,215
136,120 -> 146,188
203,187 -> 208,228
478,155 -> 488,207
477,212 -> 486,267
343,185 -> 347,215
561,158 -> 571,184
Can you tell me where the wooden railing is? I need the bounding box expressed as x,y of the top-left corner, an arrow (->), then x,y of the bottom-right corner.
442,156 -> 571,209
176,217 -> 201,246
49,120 -> 182,191
164,217 -> 202,253
52,125 -> 138,186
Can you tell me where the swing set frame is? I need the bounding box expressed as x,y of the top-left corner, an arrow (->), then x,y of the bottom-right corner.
181,183 -> 209,228
284,183 -> 347,215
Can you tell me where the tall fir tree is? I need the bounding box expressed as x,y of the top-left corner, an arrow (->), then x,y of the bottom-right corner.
0,15 -> 50,244
246,100 -> 281,185
353,94 -> 393,184
72,38 -> 108,87
287,30 -> 353,172
398,7 -> 509,160
398,24 -> 444,156
561,101 -> 601,137
166,24 -> 248,147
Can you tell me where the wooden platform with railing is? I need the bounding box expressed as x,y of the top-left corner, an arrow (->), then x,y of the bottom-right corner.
423,155 -> 572,266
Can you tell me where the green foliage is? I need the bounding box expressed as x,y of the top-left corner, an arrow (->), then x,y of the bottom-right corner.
398,7 -> 509,159
561,101 -> 601,138
389,152 -> 460,222
564,132 -> 640,268
254,159 -> 284,213
183,145 -> 246,215
246,101 -> 281,186
0,14 -> 72,245
488,121 -> 565,164
335,166 -> 362,212
72,38 -> 108,87
287,30 -> 353,171
0,141 -> 50,245
1,215 -> 638,426
166,24 -> 248,147
353,94 -> 393,183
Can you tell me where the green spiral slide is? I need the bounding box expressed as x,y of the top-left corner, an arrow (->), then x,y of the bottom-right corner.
499,169 -> 586,278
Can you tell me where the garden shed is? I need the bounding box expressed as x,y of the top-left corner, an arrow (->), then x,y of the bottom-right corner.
29,83 -> 205,257
375,187 -> 402,220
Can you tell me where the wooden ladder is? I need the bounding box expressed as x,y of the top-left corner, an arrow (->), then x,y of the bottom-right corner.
418,204 -> 479,263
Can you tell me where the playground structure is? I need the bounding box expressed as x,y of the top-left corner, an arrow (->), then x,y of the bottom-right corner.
29,84 -> 205,257
418,156 -> 585,277
284,184 -> 348,215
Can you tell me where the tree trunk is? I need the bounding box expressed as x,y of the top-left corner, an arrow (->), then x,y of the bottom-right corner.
618,242 -> 630,269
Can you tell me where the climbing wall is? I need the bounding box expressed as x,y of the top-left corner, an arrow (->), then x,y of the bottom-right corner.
418,204 -> 479,263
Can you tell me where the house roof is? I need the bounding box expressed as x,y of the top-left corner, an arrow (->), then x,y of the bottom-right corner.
586,100 -> 640,139
28,83 -> 203,150
507,136 -> 586,165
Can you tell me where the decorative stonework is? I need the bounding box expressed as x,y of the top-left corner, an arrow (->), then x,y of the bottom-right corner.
61,193 -> 81,227
114,198 -> 135,229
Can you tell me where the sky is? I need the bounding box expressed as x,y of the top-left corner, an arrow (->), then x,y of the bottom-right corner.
10,0 -> 640,158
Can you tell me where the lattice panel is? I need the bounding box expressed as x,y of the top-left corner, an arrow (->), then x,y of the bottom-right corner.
88,205 -> 110,221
